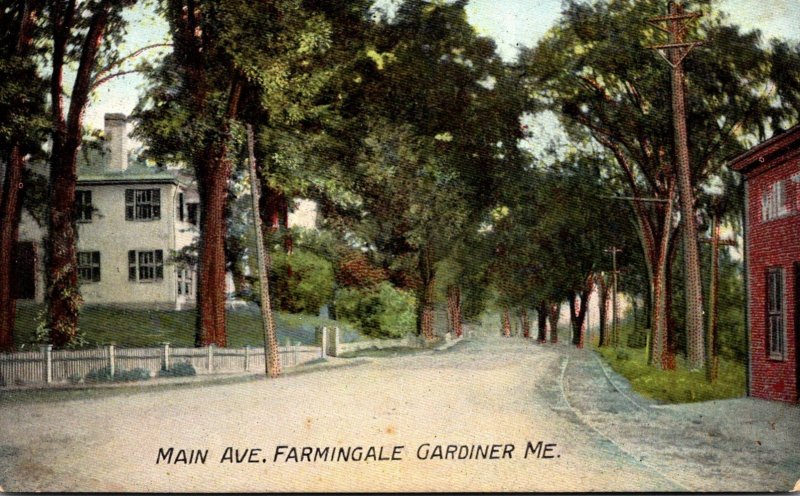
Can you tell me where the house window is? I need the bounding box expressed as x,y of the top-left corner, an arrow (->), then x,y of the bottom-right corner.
76,190 -> 93,222
187,202 -> 199,226
77,251 -> 101,283
128,250 -> 164,282
766,267 -> 786,360
177,268 -> 193,297
125,189 -> 161,221
177,192 -> 185,222
761,180 -> 788,222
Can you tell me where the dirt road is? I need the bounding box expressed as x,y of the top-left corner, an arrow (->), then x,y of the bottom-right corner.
0,335 -> 796,492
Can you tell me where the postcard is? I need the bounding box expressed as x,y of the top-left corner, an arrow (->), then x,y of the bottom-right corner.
0,0 -> 798,492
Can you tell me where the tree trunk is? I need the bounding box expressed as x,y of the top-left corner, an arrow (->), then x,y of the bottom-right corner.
548,302 -> 560,344
0,146 -> 26,351
45,140 -> 82,347
446,285 -> 462,337
569,280 -> 593,349
536,301 -> 547,343
416,248 -> 436,340
501,308 -> 511,337
0,1 -> 41,351
597,274 -> 610,347
193,80 -> 242,347
650,184 -> 677,370
518,307 -> 530,339
46,3 -> 114,347
259,184 -> 293,289
194,156 -> 230,347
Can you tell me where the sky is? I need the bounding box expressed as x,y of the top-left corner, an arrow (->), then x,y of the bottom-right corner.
84,0 -> 800,131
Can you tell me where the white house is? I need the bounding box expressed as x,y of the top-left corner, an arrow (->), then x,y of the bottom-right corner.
16,113 -> 200,310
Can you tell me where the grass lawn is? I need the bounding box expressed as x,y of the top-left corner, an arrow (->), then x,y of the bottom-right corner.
596,345 -> 747,404
12,302 -> 362,349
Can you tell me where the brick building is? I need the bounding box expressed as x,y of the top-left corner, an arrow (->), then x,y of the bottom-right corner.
729,124 -> 800,403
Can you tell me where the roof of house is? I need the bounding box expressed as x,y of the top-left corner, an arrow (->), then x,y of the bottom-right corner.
728,124 -> 800,175
75,148 -> 190,186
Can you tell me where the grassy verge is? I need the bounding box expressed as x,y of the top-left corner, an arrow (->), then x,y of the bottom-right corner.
13,302 -> 361,349
336,346 -> 425,359
596,345 -> 746,403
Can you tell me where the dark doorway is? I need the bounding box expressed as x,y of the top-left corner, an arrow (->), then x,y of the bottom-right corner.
12,241 -> 35,300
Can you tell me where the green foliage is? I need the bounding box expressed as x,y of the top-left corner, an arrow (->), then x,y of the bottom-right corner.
521,0 -> 800,358
269,249 -> 335,315
597,347 -> 746,404
159,361 -> 196,378
335,282 -> 416,339
85,366 -> 152,383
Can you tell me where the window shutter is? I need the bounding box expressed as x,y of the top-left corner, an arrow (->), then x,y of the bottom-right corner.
87,191 -> 92,220
155,250 -> 164,279
93,252 -> 101,282
152,189 -> 161,220
128,250 -> 136,281
125,190 -> 134,220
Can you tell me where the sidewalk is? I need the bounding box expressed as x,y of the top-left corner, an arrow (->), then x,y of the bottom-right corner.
561,347 -> 800,492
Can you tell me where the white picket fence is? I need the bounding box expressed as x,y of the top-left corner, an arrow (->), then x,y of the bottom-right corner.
0,341 -> 322,387
0,326 -> 460,387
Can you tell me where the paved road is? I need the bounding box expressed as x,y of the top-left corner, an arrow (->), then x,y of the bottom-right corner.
0,335 -> 796,492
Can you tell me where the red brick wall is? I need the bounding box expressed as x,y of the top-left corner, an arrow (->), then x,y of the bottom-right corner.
745,155 -> 800,403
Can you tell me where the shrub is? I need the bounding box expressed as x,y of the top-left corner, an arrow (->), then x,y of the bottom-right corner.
85,366 -> 151,383
334,282 -> 416,339
115,368 -> 152,382
85,366 -> 114,382
269,250 -> 335,315
159,361 -> 196,378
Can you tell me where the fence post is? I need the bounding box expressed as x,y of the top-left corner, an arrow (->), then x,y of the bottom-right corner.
40,344 -> 53,384
331,327 -> 340,357
244,345 -> 250,372
162,342 -> 171,371
106,344 -> 115,379
319,326 -> 328,358
207,344 -> 214,373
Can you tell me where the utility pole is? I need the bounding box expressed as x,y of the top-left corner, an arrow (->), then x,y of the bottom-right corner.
700,214 -> 736,382
247,124 -> 282,379
648,1 -> 706,370
606,246 -> 622,348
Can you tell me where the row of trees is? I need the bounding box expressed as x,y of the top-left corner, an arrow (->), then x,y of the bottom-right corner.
1,1 -> 798,385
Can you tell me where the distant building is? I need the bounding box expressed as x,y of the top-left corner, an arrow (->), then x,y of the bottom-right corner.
16,114 -> 199,310
729,124 -> 800,403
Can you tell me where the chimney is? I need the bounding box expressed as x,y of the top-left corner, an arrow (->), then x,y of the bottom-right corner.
104,113 -> 128,171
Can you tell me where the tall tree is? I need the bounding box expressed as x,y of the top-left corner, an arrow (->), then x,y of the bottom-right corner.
45,0 -> 136,347
521,0 -> 800,368
0,0 -> 48,350
136,0 -> 370,347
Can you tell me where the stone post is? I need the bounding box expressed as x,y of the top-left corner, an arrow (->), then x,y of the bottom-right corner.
106,344 -> 116,379
207,344 -> 214,373
316,326 -> 328,358
330,327 -> 340,357
244,345 -> 250,372
162,342 -> 171,371
40,344 -> 52,384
